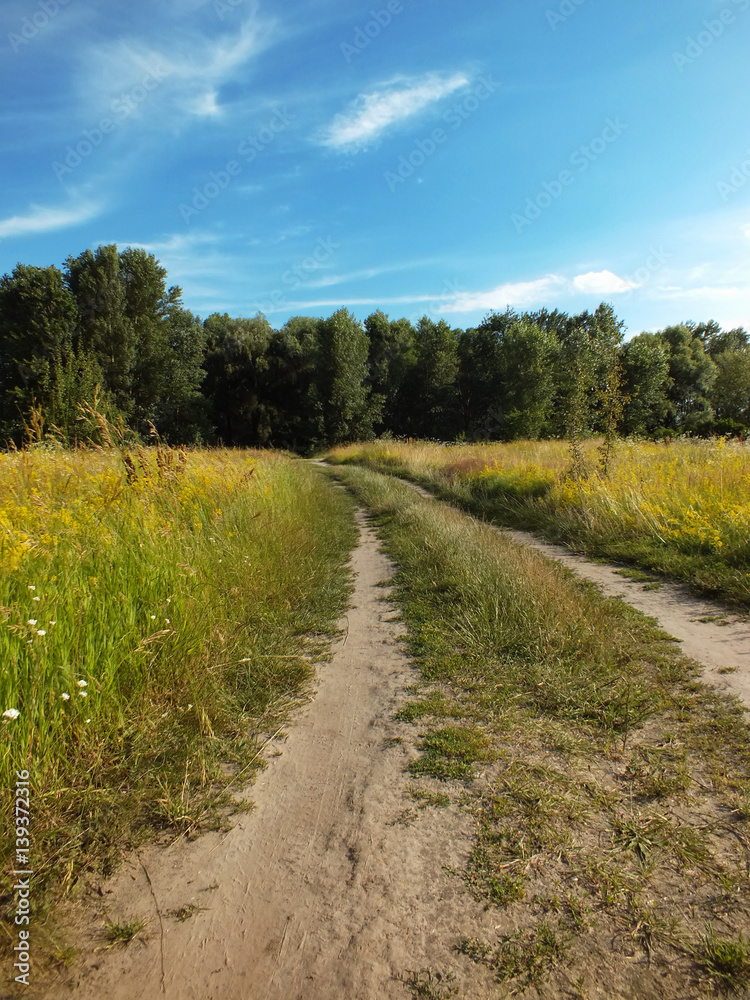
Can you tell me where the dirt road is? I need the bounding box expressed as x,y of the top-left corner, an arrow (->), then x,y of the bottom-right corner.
43,511 -> 493,1000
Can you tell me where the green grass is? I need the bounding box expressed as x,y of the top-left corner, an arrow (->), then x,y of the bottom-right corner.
701,926 -> 750,994
104,918 -> 146,946
328,463 -> 750,997
0,449 -> 357,950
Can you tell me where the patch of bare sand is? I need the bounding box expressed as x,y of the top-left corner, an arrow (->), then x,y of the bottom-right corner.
38,513 -> 496,1000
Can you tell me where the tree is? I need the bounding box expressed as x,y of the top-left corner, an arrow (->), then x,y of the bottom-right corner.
458,310 -> 557,440
265,316 -> 322,449
155,304 -> 209,442
0,263 -> 78,439
202,313 -> 272,445
314,308 -> 379,446
621,333 -> 672,434
657,324 -> 717,429
64,245 -> 135,413
364,311 -> 415,433
457,315 -> 507,439
408,316 -> 460,439
711,350 -> 750,423
496,315 -> 557,440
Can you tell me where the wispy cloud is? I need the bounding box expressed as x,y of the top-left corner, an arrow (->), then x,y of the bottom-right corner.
0,200 -> 100,239
116,232 -> 223,254
79,9 -> 277,123
439,276 -> 567,313
318,72 -> 469,152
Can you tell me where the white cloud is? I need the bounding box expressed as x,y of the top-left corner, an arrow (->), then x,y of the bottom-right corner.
0,201 -> 100,239
572,270 -> 639,295
318,72 -> 469,152
440,276 -> 566,313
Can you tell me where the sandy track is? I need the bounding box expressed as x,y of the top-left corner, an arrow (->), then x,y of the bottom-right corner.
41,511 -> 494,1000
503,528 -> 750,710
399,476 -> 750,711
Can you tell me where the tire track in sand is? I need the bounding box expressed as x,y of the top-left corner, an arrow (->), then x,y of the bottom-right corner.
41,511 -> 495,1000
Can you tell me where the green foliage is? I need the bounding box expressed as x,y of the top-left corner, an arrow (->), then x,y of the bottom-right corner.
408,725 -> 488,781
700,926 -> 750,993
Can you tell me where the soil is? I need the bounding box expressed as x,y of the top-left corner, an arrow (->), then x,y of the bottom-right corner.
35,512 -> 496,1000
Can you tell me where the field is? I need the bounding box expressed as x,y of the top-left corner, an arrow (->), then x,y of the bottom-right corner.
328,437 -> 750,604
4,440 -> 750,998
0,445 -> 355,921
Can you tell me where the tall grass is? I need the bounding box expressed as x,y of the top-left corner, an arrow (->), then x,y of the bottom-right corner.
329,438 -> 750,603
0,446 -> 356,911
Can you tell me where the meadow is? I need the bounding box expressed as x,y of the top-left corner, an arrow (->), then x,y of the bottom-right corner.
328,437 -> 750,604
0,444 -> 355,925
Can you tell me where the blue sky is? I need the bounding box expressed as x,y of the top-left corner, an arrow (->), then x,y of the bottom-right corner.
1,0 -> 749,337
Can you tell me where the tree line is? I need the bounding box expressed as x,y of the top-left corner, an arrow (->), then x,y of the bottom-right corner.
1,244 -> 748,450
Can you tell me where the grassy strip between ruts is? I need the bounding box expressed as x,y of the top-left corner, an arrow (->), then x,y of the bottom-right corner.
328,463 -> 750,999
327,439 -> 750,606
0,448 -> 356,972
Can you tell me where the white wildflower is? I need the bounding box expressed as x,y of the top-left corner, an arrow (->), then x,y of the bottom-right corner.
77,680 -> 87,688
3,709 -> 20,720
27,619 -> 37,626
36,630 -> 46,636
28,585 -> 36,591
79,691 -> 88,698
61,693 -> 70,701
32,596 -> 40,602
151,615 -> 156,620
